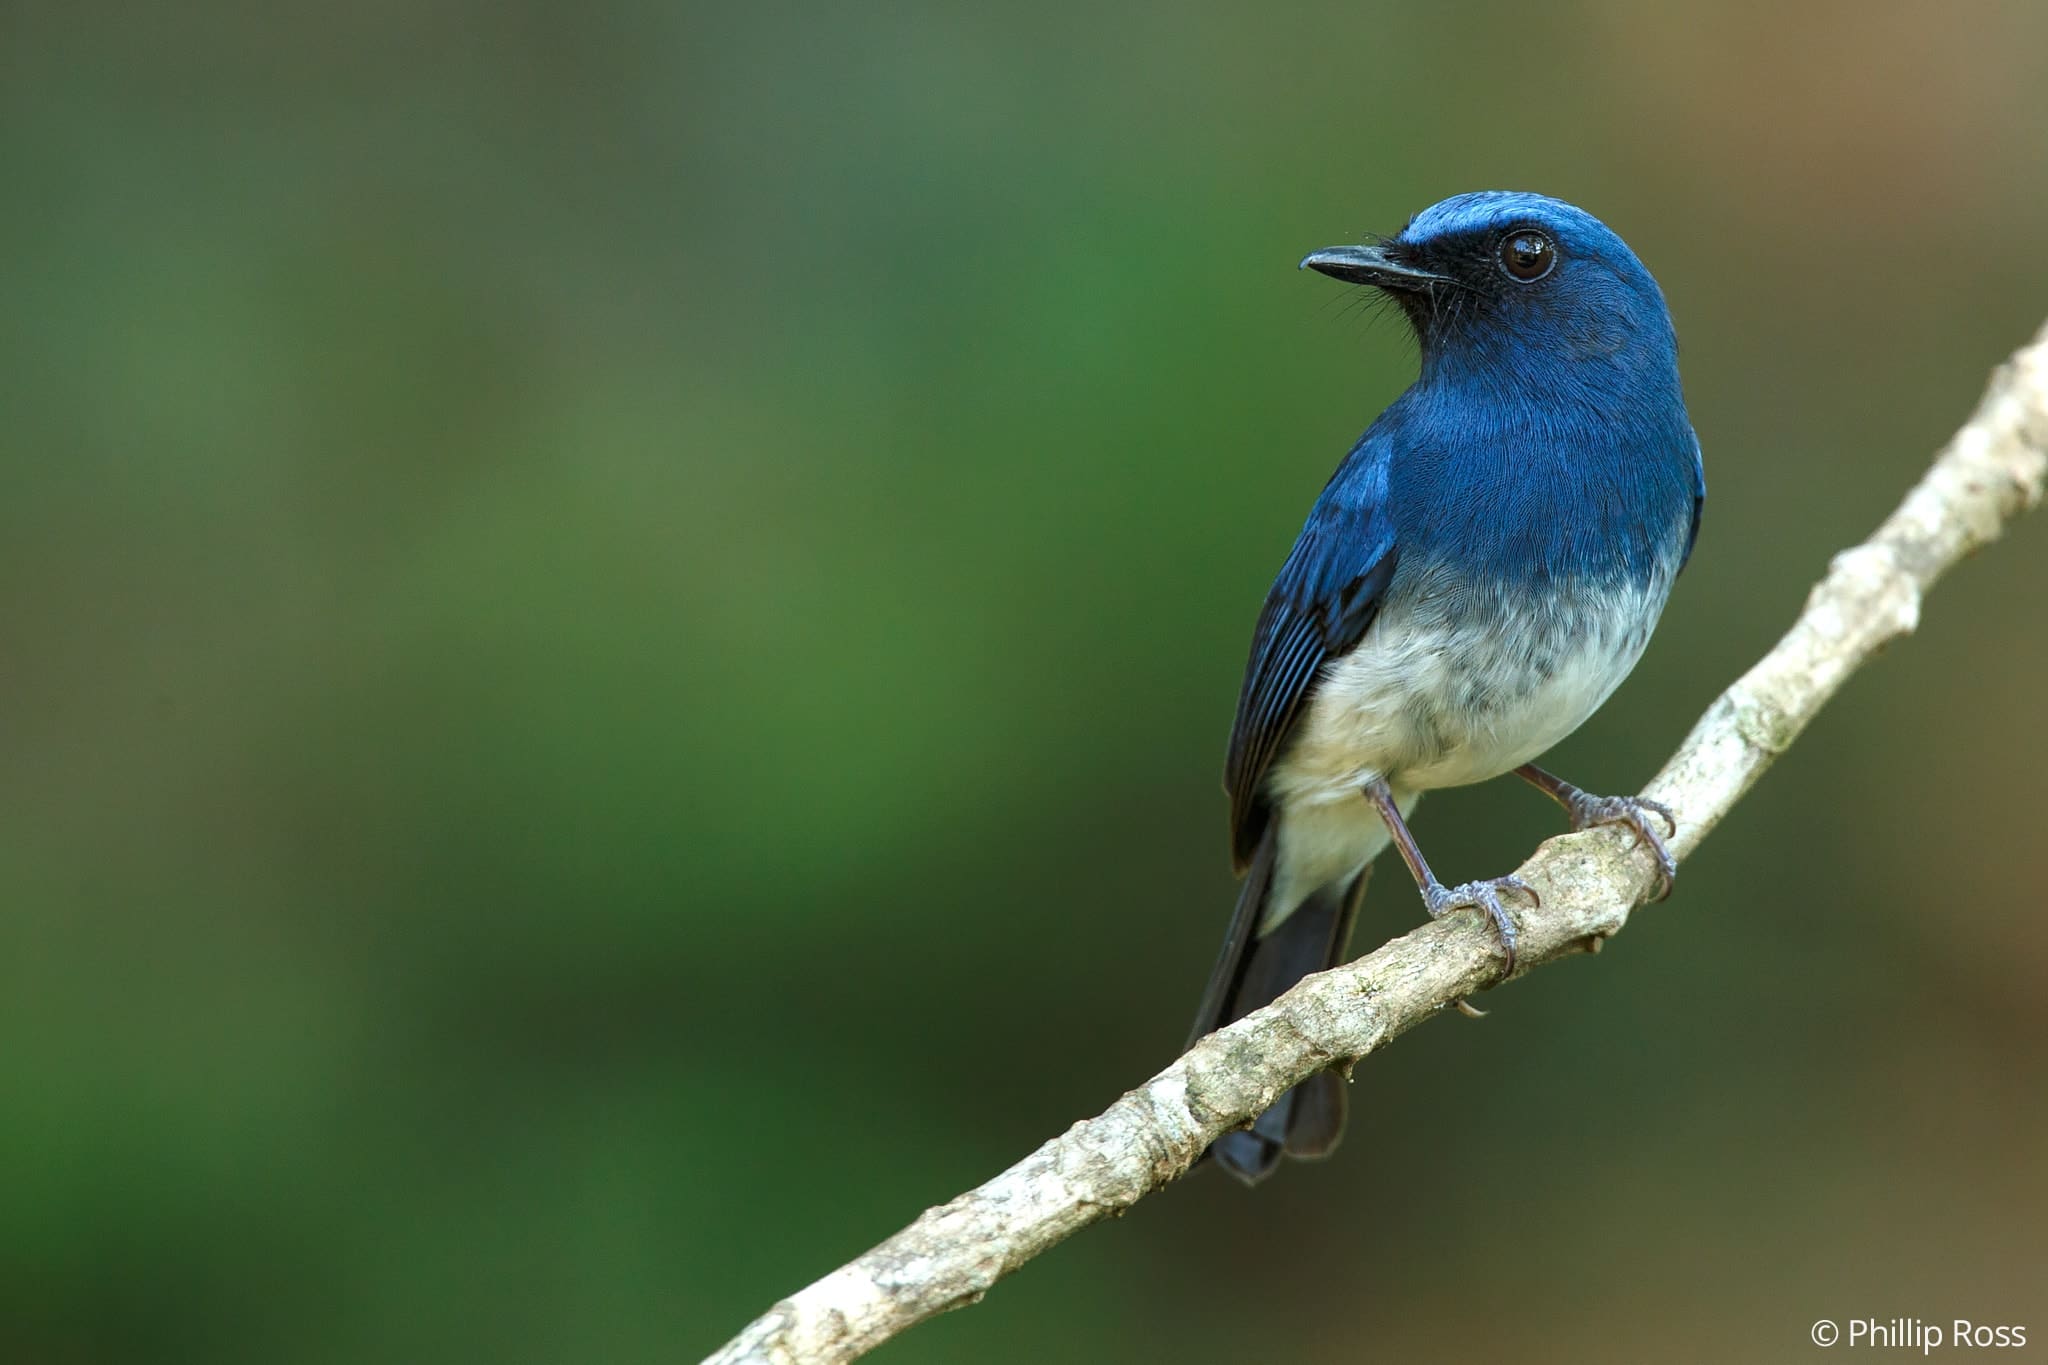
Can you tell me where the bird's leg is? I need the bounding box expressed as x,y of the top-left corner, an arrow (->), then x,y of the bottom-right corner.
1363,778 -> 1535,978
1514,763 -> 1678,901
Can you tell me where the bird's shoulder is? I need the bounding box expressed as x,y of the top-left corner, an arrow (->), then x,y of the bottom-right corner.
1681,428 -> 1705,572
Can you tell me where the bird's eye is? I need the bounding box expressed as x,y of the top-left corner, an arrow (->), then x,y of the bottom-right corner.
1498,229 -> 1556,282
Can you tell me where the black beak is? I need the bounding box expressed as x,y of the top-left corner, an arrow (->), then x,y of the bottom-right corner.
1298,244 -> 1450,292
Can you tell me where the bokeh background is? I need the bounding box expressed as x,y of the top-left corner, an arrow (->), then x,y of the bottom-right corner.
5,3 -> 2046,1362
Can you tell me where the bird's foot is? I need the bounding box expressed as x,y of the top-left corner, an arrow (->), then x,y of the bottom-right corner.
1562,792 -> 1678,901
1421,875 -> 1538,976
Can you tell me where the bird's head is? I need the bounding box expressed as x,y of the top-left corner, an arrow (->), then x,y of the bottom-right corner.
1301,191 -> 1677,385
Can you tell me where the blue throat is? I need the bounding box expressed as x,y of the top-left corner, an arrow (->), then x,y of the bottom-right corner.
1378,346 -> 1698,592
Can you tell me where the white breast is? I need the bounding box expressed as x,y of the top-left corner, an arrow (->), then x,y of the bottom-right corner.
1255,573 -> 1670,928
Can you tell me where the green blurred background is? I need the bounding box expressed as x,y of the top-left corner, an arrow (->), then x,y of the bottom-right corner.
4,3 -> 2045,1362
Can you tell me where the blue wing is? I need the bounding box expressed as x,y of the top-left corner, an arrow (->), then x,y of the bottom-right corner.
1223,439 -> 1400,871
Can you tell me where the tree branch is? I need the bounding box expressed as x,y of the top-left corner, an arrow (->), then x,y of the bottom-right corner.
707,321 -> 2048,1365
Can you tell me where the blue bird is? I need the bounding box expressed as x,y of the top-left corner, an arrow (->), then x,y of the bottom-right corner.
1190,192 -> 1704,1185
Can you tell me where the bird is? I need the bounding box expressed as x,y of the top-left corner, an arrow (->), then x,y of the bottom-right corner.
1188,191 -> 1704,1185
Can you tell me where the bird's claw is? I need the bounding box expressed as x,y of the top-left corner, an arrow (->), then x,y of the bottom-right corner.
1422,875 -> 1538,976
1564,793 -> 1678,901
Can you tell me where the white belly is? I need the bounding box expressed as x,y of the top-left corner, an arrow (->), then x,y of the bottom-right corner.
1258,571 -> 1671,927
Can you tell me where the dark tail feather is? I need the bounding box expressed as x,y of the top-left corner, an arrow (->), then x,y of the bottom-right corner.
1188,826 -> 1369,1186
